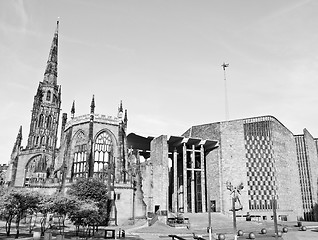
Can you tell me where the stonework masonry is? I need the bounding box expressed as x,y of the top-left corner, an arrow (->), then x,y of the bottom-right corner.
150,135 -> 169,219
183,116 -> 316,221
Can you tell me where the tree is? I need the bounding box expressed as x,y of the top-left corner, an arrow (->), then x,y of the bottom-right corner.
38,194 -> 55,235
49,194 -> 78,234
67,177 -> 111,228
0,188 -> 41,237
67,177 -> 109,202
68,200 -> 100,237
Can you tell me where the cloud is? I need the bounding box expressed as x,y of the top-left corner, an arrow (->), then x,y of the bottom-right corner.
12,0 -> 28,32
260,0 -> 313,23
0,0 -> 29,35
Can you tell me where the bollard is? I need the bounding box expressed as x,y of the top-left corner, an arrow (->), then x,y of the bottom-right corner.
218,233 -> 225,240
276,231 -> 282,237
248,232 -> 255,239
260,228 -> 267,234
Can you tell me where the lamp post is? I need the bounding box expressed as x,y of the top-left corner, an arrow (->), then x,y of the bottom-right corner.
208,191 -> 212,240
272,196 -> 278,239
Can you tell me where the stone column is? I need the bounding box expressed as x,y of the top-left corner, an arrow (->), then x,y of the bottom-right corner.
183,142 -> 187,213
191,145 -> 195,212
200,144 -> 206,212
173,148 -> 178,213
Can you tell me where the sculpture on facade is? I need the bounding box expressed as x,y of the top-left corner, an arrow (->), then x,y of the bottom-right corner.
226,181 -> 243,211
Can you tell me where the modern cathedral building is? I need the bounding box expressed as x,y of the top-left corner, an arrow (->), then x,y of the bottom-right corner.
6,22 -> 318,224
183,116 -> 318,221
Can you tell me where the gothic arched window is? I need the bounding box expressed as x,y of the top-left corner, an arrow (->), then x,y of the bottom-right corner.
46,136 -> 50,147
36,136 -> 39,146
38,114 -> 44,127
40,136 -> 44,146
46,115 -> 52,129
72,131 -> 87,179
93,131 -> 113,180
46,90 -> 51,101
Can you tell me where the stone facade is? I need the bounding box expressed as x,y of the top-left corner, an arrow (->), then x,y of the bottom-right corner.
183,116 -> 307,221
295,129 -> 318,221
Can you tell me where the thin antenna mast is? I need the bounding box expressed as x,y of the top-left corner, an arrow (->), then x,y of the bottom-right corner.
222,62 -> 230,121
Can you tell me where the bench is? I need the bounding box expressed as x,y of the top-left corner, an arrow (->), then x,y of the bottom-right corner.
168,234 -> 186,240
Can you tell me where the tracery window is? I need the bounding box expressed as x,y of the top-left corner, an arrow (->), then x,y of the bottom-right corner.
93,131 -> 113,180
38,114 -> 44,127
46,136 -> 50,147
72,131 -> 87,178
46,115 -> 52,129
33,136 -> 36,147
46,90 -> 51,101
40,136 -> 44,146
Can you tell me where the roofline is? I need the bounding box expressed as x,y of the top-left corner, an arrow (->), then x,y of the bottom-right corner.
190,115 -> 295,135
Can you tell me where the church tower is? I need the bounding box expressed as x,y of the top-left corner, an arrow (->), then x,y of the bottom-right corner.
6,21 -> 62,188
26,21 -> 61,157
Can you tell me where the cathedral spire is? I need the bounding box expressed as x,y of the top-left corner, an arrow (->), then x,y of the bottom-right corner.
71,100 -> 75,119
90,95 -> 95,114
118,100 -> 123,119
124,109 -> 128,123
11,126 -> 22,161
119,100 -> 123,113
43,20 -> 59,85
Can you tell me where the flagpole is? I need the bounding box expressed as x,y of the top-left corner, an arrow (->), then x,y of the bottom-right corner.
221,63 -> 229,121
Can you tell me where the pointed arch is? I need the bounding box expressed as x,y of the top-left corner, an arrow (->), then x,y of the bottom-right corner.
72,130 -> 87,179
46,115 -> 52,129
32,136 -> 36,147
46,90 -> 51,101
46,136 -> 50,147
24,154 -> 48,186
93,130 -> 115,180
38,114 -> 44,127
40,136 -> 44,146
36,136 -> 39,147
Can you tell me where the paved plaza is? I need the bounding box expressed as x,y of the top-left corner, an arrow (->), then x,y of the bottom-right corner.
1,213 -> 318,240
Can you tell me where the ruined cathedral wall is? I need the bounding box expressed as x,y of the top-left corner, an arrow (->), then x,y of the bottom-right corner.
150,135 -> 169,217
140,160 -> 153,217
14,151 -> 53,187
114,184 -> 134,225
62,121 -> 120,180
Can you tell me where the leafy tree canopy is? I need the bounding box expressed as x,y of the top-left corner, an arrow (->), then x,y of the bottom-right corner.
0,188 -> 41,218
67,177 -> 109,203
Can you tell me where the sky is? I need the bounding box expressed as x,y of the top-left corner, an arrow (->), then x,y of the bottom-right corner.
0,0 -> 318,164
